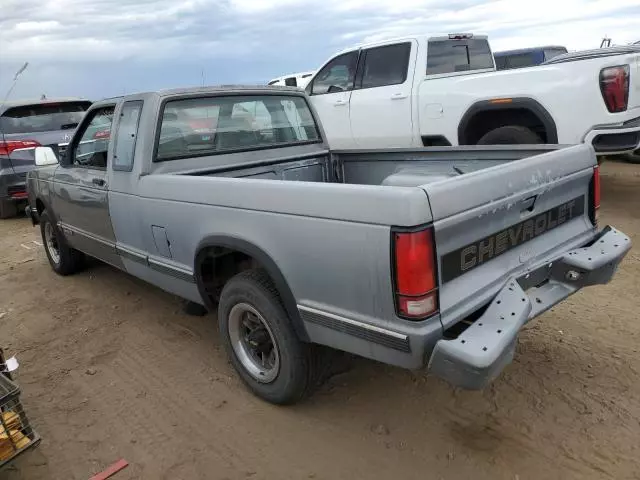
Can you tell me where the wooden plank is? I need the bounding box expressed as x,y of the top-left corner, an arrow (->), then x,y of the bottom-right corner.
89,459 -> 129,480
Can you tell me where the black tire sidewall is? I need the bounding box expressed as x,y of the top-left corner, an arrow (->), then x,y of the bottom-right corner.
218,271 -> 309,404
623,150 -> 640,164
477,126 -> 542,145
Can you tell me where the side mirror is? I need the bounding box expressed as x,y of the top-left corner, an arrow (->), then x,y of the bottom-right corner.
327,85 -> 344,94
34,146 -> 59,166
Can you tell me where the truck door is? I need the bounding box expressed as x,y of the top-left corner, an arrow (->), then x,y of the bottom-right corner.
51,104 -> 122,268
348,41 -> 417,148
307,50 -> 359,149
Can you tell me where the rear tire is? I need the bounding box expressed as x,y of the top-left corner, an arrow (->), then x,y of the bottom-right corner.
622,150 -> 640,164
477,125 -> 542,145
218,269 -> 320,405
0,200 -> 17,219
40,210 -> 85,275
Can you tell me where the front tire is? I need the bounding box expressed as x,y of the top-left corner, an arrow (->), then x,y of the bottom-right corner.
477,125 -> 542,145
40,210 -> 84,275
218,269 -> 318,405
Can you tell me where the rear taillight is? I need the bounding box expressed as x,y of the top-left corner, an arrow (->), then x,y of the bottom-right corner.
599,65 -> 629,113
7,186 -> 27,199
0,140 -> 41,156
392,228 -> 439,319
589,165 -> 600,226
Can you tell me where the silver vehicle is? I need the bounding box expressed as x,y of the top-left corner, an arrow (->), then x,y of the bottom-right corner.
26,86 -> 630,404
0,99 -> 92,218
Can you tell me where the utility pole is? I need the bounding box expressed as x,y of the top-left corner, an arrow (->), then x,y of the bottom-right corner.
201,69 -> 205,87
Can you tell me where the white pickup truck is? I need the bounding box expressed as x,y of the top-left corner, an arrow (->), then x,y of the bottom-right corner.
304,34 -> 640,156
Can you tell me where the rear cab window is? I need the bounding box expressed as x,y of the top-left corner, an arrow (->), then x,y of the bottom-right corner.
155,94 -> 321,161
0,101 -> 91,134
427,37 -> 494,75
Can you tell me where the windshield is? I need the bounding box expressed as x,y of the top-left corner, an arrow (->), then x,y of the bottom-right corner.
0,101 -> 91,134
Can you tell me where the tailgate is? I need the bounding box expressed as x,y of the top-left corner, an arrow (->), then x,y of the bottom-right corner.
422,144 -> 598,330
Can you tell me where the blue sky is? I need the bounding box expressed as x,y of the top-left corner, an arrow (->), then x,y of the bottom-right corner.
1,0 -> 639,101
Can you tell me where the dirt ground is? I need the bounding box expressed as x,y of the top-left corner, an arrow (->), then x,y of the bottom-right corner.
0,160 -> 639,480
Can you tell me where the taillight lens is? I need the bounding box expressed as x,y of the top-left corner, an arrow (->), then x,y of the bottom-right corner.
392,228 -> 439,319
0,140 -> 41,156
599,65 -> 629,113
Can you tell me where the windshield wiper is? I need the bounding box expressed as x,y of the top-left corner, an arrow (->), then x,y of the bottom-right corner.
60,123 -> 78,130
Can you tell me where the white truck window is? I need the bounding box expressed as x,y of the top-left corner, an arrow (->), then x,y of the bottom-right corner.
427,39 -> 493,74
310,51 -> 359,95
113,101 -> 142,171
359,43 -> 411,89
155,95 -> 320,161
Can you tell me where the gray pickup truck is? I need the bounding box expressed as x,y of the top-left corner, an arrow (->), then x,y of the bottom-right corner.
26,86 -> 630,404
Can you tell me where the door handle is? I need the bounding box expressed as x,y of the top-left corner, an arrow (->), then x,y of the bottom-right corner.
334,100 -> 348,106
92,178 -> 106,187
390,93 -> 408,100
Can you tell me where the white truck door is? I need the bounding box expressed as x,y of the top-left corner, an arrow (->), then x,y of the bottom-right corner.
349,41 -> 417,148
307,51 -> 359,149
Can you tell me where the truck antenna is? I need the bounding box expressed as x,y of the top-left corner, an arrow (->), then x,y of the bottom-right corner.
1,62 -> 29,110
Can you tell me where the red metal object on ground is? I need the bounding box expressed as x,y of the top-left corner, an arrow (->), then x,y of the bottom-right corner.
89,459 -> 129,480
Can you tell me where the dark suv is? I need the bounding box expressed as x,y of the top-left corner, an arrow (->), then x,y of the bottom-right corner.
0,98 -> 92,218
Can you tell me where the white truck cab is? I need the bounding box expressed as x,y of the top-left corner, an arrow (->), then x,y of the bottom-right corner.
304,34 -> 640,156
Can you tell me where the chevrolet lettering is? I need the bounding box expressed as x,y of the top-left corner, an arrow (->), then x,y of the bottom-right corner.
441,196 -> 585,282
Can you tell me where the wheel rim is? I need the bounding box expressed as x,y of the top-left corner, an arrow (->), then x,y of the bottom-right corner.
228,303 -> 280,384
44,222 -> 61,265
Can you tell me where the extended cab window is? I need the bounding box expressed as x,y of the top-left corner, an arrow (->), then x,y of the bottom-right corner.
310,51 -> 358,95
71,106 -> 114,169
358,43 -> 411,89
155,95 -> 320,161
113,101 -> 142,171
427,39 -> 493,74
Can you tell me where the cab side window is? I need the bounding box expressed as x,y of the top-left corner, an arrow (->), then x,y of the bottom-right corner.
357,43 -> 411,89
72,106 -> 114,169
113,101 -> 143,171
310,51 -> 359,95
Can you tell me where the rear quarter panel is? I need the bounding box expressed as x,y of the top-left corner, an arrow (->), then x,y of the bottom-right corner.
132,174 -> 432,331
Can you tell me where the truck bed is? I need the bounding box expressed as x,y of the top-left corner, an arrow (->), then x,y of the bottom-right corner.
161,143 -> 599,336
